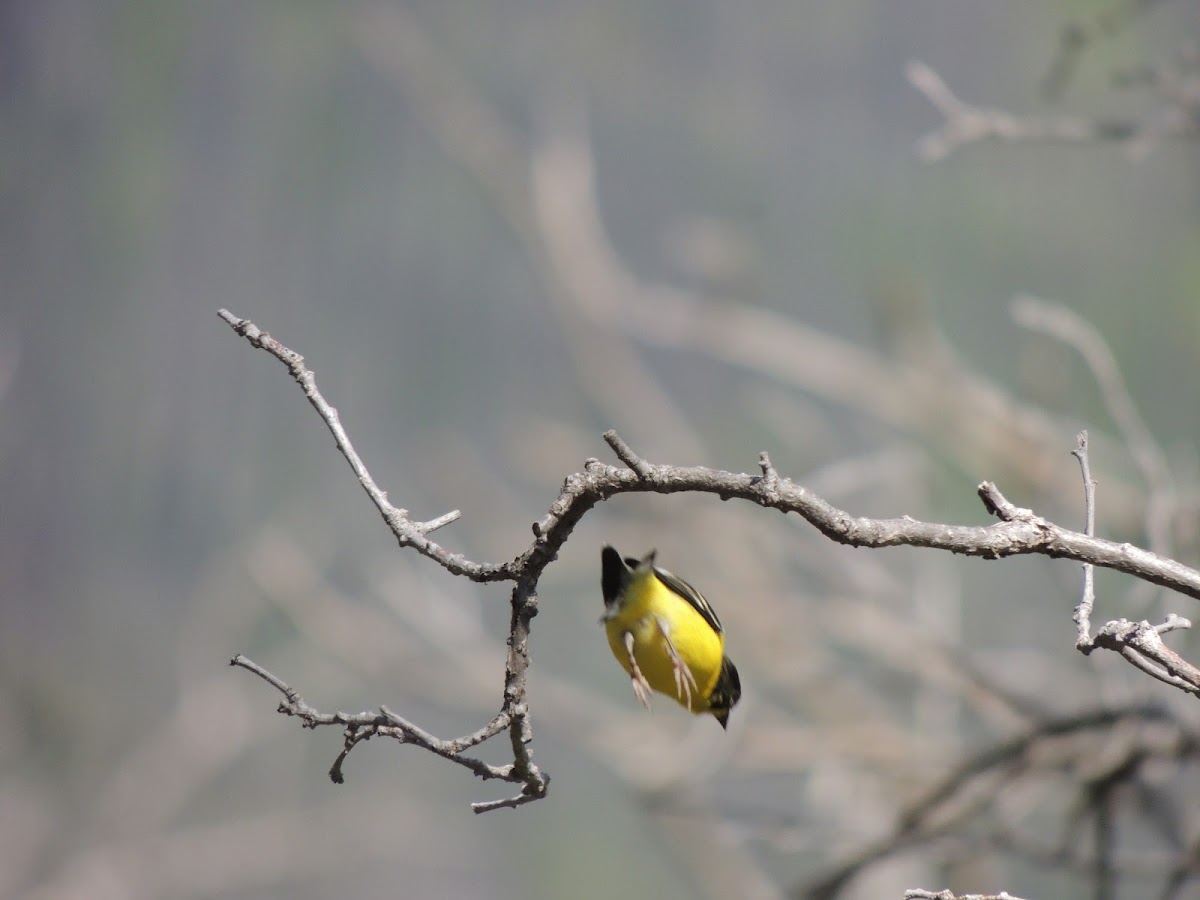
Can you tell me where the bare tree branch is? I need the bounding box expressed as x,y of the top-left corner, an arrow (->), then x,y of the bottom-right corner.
1061,430 -> 1200,694
219,310 -> 546,812
1072,431 -> 1100,648
1087,616 -> 1200,695
222,305 -> 1200,820
214,310 -> 494,579
907,61 -> 1124,161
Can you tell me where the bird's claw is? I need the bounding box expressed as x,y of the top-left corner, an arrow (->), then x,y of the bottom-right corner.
624,631 -> 653,710
656,615 -> 698,709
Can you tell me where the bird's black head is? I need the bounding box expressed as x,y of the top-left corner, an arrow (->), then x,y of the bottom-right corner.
708,656 -> 742,730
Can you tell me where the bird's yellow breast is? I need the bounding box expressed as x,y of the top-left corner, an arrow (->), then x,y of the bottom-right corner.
604,568 -> 725,712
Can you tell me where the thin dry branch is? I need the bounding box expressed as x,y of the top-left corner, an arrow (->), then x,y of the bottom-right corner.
1066,430 -> 1200,695
1072,431 -> 1100,648
215,310 -> 494,581
1087,616 -> 1200,695
221,309 -> 1200,816
229,655 -> 513,784
219,310 -> 545,813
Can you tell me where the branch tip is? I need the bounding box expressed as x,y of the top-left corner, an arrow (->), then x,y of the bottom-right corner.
758,451 -> 779,491
418,509 -> 462,534
977,482 -> 1003,517
604,430 -> 653,478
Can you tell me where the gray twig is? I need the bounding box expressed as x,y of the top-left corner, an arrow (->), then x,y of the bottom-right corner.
1064,432 -> 1199,695
1073,431 -> 1099,645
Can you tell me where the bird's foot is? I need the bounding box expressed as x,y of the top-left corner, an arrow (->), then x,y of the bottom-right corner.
624,631 -> 653,710
655,616 -> 698,709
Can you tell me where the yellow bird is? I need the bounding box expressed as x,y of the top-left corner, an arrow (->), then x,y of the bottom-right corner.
601,546 -> 741,728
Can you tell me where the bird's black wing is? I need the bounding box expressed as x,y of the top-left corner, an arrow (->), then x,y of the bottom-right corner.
651,566 -> 723,635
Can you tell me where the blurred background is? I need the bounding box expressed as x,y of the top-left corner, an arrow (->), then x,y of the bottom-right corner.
3,1 -> 1200,898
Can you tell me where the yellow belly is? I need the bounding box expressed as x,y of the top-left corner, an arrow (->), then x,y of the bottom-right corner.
604,574 -> 725,713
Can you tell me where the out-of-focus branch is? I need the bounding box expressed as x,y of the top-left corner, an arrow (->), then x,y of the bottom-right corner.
25,791 -> 451,900
907,61 -> 1139,162
1015,296 -> 1175,555
804,705 -> 1193,899
353,7 -> 1150,529
1015,299 -> 1170,503
908,56 -> 1199,161
354,9 -> 708,463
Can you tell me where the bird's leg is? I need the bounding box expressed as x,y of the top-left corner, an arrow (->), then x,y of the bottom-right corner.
654,615 -> 698,708
623,631 -> 653,710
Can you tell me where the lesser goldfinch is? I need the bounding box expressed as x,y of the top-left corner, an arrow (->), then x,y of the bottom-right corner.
601,546 -> 741,728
